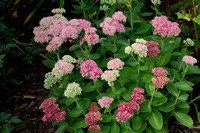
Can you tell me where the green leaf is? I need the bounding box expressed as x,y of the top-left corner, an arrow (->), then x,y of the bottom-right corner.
174,81 -> 193,91
82,85 -> 95,92
197,112 -> 200,123
56,121 -> 68,133
99,126 -> 110,133
9,116 -> 21,123
193,15 -> 200,25
102,40 -> 117,53
159,101 -> 174,112
178,94 -> 189,101
176,102 -> 190,109
0,54 -> 5,60
140,74 -> 154,82
135,24 -> 151,35
59,98 -> 75,106
111,123 -> 120,133
74,50 -> 86,58
174,112 -> 193,128
148,110 -> 163,130
187,65 -> 200,74
68,107 -> 83,117
170,68 -> 181,80
176,11 -> 191,21
42,60 -> 55,68
69,44 -> 81,51
101,114 -> 112,123
0,112 -> 11,124
160,53 -> 171,66
152,95 -> 167,106
166,81 -> 179,97
132,116 -> 142,130
146,83 -> 155,96
71,118 -> 85,129
89,53 -> 100,60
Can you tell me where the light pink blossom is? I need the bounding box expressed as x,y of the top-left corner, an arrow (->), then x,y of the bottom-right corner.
152,67 -> 168,76
98,96 -> 114,108
145,41 -> 160,57
112,11 -> 126,22
107,58 -> 124,70
182,55 -> 197,65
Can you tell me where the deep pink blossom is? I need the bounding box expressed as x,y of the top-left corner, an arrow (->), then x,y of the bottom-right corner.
39,97 -> 56,109
89,124 -> 101,131
116,102 -> 134,122
80,60 -> 103,81
54,111 -> 66,122
152,67 -> 168,76
85,111 -> 102,125
151,76 -> 170,89
145,41 -> 160,57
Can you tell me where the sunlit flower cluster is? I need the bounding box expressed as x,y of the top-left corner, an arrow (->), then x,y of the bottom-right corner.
98,96 -> 114,108
107,58 -> 124,70
100,11 -> 126,36
64,82 -> 82,98
80,27 -> 99,45
131,43 -> 148,58
101,70 -> 120,86
51,8 -> 66,14
151,16 -> 181,38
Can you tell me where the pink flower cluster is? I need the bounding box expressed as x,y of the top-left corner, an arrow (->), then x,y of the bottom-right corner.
131,43 -> 148,58
100,11 -> 126,36
98,96 -> 114,108
52,60 -> 74,78
33,15 -> 93,52
151,16 -> 181,38
85,102 -> 102,131
80,27 -> 99,45
151,67 -> 170,89
145,41 -> 160,57
80,60 -> 103,81
39,97 -> 66,122
182,55 -> 197,66
107,58 -> 125,70
116,88 -> 145,122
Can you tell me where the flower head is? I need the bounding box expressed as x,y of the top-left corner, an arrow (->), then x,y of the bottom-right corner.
101,70 -> 119,86
151,76 -> 170,89
151,0 -> 161,5
152,67 -> 168,76
136,38 -> 147,44
112,11 -> 126,22
80,60 -> 103,81
62,55 -> 77,63
88,102 -> 100,112
183,38 -> 194,46
182,55 -> 197,65
125,46 -> 133,54
39,97 -> 56,109
107,58 -> 124,70
52,8 -> 66,14
145,41 -> 160,57
131,43 -> 148,58
64,82 -> 82,98
85,111 -> 102,125
98,97 -> 114,108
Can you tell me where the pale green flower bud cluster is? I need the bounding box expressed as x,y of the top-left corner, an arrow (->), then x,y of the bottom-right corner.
183,38 -> 194,46
151,0 -> 161,5
131,43 -> 148,58
100,0 -> 116,11
64,82 -> 82,98
101,70 -> 119,86
44,72 -> 61,89
135,38 -> 147,44
125,46 -> 133,54
62,55 -> 77,63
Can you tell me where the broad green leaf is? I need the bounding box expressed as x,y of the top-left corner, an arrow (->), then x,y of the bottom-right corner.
0,112 -> 11,124
101,114 -> 112,123
71,118 -> 85,129
174,112 -> 193,128
197,112 -> 200,123
111,123 -> 120,133
178,94 -> 189,101
9,116 -> 21,123
176,101 -> 190,109
148,110 -> 163,130
99,126 -> 110,133
89,53 -> 100,60
160,53 -> 171,66
146,83 -> 155,96
176,11 -> 191,21
0,54 -> 5,60
170,68 -> 181,80
68,107 -> 83,117
82,85 -> 95,92
187,65 -> 200,74
59,98 -> 75,106
174,81 -> 193,91
193,15 -> 200,25
132,116 -> 142,130
42,60 -> 55,68
141,12 -> 153,16
102,40 -> 117,53
166,81 -> 178,97
135,24 -> 151,35
152,95 -> 167,106
159,101 -> 174,112
74,50 -> 86,58
69,44 -> 81,51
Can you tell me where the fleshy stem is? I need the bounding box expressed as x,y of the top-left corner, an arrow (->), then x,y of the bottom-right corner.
56,51 -> 60,60
149,87 -> 159,112
75,97 -> 80,108
172,62 -> 183,82
137,57 -> 141,86
181,64 -> 189,81
93,81 -> 101,96
131,53 -> 138,63
188,96 -> 200,104
113,35 -> 117,58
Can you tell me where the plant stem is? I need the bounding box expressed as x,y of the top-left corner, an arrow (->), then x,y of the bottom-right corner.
188,96 -> 200,104
93,81 -> 101,96
181,64 -> 189,81
137,57 -> 140,86
75,97 -> 80,108
56,51 -> 60,60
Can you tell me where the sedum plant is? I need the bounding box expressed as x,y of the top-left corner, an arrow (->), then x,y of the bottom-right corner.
35,7 -> 200,133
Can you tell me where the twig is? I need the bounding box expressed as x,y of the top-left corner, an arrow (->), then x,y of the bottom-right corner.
39,53 -> 51,60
